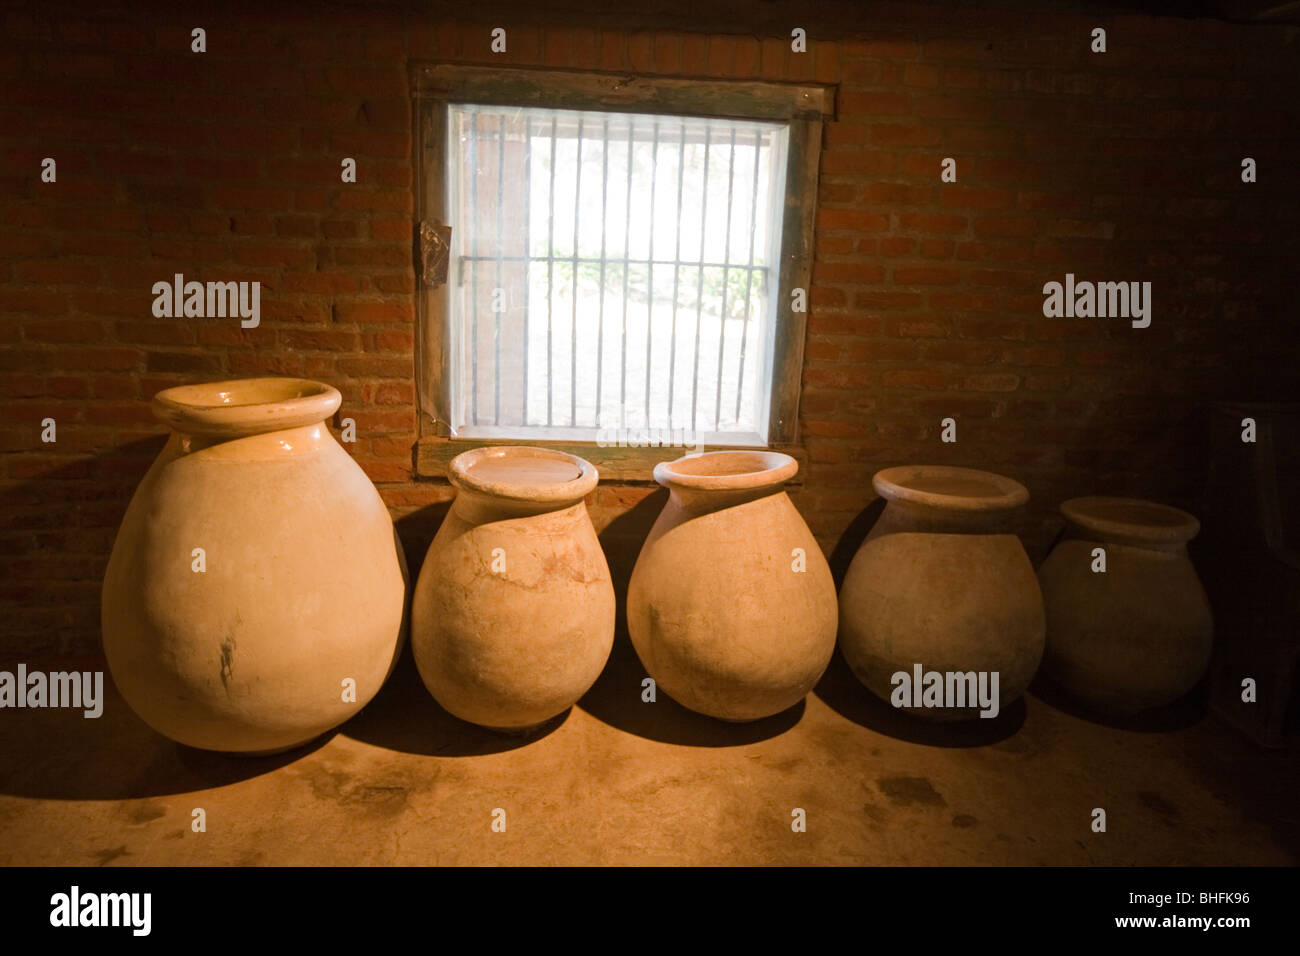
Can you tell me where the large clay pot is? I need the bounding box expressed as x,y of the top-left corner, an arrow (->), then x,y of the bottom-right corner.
1038,496 -> 1213,717
838,465 -> 1045,720
627,450 -> 837,722
102,378 -> 407,754
411,446 -> 615,731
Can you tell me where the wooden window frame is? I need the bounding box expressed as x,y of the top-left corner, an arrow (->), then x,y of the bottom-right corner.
410,62 -> 833,482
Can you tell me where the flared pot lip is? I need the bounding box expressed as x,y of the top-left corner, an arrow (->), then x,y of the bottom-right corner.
1060,495 -> 1200,544
652,449 -> 798,492
449,445 -> 598,505
873,464 -> 1029,512
151,377 -> 342,438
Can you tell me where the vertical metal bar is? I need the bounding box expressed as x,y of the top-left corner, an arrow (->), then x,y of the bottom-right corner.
714,126 -> 737,431
547,113 -> 557,427
522,115 -> 531,425
645,118 -> 660,427
619,117 -> 633,431
689,125 -> 712,432
570,116 -> 583,427
596,116 -> 610,429
735,128 -> 763,424
469,107 -> 479,426
495,112 -> 504,426
667,120 -> 686,429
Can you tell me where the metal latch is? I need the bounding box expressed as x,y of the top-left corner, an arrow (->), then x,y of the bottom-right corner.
419,220 -> 452,288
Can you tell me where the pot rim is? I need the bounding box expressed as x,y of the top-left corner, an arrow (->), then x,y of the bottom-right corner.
1060,495 -> 1199,544
652,450 -> 797,492
449,445 -> 598,505
873,464 -> 1029,512
152,377 -> 342,438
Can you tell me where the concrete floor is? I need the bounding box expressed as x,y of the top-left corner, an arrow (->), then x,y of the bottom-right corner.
1,646 -> 1296,866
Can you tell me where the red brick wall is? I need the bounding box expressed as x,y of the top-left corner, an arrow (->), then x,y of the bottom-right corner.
3,1 -> 1298,655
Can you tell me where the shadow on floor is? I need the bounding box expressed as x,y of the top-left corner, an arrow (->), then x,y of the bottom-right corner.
338,648 -> 567,756
812,649 -> 1026,747
577,655 -> 804,746
1027,672 -> 1207,733
0,674 -> 333,800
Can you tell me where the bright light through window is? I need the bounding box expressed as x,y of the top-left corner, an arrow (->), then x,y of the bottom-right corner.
446,104 -> 789,445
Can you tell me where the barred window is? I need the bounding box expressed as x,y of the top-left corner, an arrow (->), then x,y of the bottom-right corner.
413,66 -> 830,476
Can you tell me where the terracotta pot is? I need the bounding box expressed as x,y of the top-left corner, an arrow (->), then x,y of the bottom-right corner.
102,378 -> 408,755
1038,496 -> 1213,716
627,451 -> 837,722
838,465 -> 1045,720
411,447 -> 615,731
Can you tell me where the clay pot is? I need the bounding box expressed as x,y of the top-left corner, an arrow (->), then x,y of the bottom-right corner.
411,447 -> 615,731
838,465 -> 1045,720
102,378 -> 408,755
627,451 -> 837,722
1037,496 -> 1213,717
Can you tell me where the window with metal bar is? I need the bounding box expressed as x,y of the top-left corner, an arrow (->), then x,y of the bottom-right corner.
447,105 -> 788,446
411,65 -> 832,477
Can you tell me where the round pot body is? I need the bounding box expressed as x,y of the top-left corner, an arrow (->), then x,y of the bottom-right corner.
1037,496 -> 1213,717
627,451 -> 837,722
411,447 -> 615,730
839,465 -> 1045,721
102,378 -> 408,754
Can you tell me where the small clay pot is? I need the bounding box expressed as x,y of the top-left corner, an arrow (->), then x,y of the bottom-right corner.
838,465 -> 1045,721
627,450 -> 838,722
411,446 -> 615,731
1038,496 -> 1213,717
102,377 -> 408,755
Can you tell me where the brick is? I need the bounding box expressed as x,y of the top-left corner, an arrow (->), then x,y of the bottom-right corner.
894,319 -> 951,338
369,330 -> 414,352
961,373 -> 1022,392
813,262 -> 886,284
894,265 -> 963,285
627,33 -> 654,72
25,319 -> 103,342
923,342 -> 998,364
371,382 -> 415,405
733,36 -> 759,76
280,329 -> 361,351
899,212 -> 968,234
814,40 -> 840,83
232,242 -> 315,268
881,369 -> 948,389
334,302 -> 414,324
816,209 -> 889,232
864,183 -> 932,204
903,63 -> 940,87
281,273 -> 363,294
330,189 -> 413,214
855,291 -> 924,310
145,351 -> 223,374
655,34 -> 686,74
370,218 -> 412,241
842,37 -> 919,59
1002,346 -> 1065,366
869,124 -> 943,147
839,91 -> 911,116
973,217 -> 1038,238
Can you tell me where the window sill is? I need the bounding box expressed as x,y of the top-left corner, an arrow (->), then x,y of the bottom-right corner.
414,435 -> 807,485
